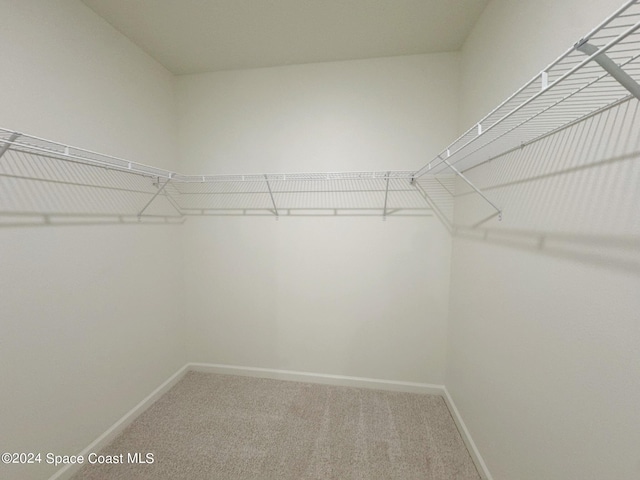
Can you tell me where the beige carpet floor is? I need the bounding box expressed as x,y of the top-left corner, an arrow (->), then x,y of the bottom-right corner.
71,372 -> 480,479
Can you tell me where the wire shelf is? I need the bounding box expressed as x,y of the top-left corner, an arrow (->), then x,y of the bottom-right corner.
0,129 -> 436,219
415,0 -> 640,177
168,174 -> 436,217
1,1 -> 637,224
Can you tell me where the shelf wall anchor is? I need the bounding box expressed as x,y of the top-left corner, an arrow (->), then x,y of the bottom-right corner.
541,71 -> 549,90
576,40 -> 640,100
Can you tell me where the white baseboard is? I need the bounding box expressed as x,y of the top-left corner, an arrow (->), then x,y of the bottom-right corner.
48,364 -> 190,480
51,362 -> 491,480
442,386 -> 493,480
188,362 -> 445,395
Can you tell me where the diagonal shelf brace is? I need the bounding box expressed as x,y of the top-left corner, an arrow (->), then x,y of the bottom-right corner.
576,40 -> 640,100
443,160 -> 502,221
161,188 -> 184,217
383,172 -> 390,219
265,175 -> 279,218
138,178 -> 171,218
0,132 -> 21,159
410,180 -> 453,233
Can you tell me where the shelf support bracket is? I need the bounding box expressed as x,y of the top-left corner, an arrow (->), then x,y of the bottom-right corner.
443,160 -> 502,221
265,175 -> 279,219
138,178 -> 171,218
576,41 -> 640,100
0,132 -> 21,159
382,172 -> 390,219
161,188 -> 184,217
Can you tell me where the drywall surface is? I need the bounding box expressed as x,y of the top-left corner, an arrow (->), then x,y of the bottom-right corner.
0,2 -> 185,479
177,54 -> 459,174
177,54 -> 459,384
448,1 -> 640,479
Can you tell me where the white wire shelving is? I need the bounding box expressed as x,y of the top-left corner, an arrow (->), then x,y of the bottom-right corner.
0,128 -> 440,221
414,0 -> 640,219
168,171 -> 441,218
0,0 -> 638,225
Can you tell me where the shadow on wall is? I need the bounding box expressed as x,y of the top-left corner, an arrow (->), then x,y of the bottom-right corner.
0,148 -> 184,227
442,98 -> 640,275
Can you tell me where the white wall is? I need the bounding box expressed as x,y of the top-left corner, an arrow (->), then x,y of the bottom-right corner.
0,2 -> 186,479
177,54 -> 459,384
8,3 -> 638,480
448,1 -> 640,479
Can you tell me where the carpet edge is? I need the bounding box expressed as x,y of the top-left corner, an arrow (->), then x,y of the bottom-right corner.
50,362 -> 492,480
48,364 -> 190,480
442,386 -> 494,480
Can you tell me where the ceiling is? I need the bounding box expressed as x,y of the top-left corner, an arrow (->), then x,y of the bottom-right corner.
81,0 -> 488,75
